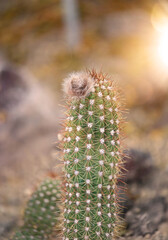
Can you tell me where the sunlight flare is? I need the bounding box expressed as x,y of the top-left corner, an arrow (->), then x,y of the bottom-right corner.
158,27 -> 168,66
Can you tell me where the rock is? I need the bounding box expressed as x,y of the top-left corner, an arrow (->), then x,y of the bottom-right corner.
0,204 -> 20,240
122,168 -> 168,239
0,66 -> 27,111
126,197 -> 167,236
123,149 -> 155,183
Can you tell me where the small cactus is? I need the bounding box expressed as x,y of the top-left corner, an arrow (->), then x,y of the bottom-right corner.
62,70 -> 124,239
12,178 -> 62,240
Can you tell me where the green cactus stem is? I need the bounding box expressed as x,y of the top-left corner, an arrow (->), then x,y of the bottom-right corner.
12,178 -> 62,240
62,70 -> 123,240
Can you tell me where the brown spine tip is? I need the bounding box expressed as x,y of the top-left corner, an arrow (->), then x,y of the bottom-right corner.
63,71 -> 95,97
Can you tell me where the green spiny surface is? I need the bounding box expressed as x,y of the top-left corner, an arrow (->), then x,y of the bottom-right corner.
12,178 -> 62,240
63,71 -> 122,240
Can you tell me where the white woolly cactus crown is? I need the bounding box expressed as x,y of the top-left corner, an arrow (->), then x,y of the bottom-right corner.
62,70 -> 123,240
63,72 -> 95,97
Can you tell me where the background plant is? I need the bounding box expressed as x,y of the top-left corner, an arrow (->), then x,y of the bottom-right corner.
12,178 -> 62,240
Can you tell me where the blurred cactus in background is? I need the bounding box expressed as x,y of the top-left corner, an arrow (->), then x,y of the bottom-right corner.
62,70 -> 124,239
12,178 -> 62,240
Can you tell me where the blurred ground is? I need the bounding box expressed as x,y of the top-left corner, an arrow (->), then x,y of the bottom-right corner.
0,0 -> 168,239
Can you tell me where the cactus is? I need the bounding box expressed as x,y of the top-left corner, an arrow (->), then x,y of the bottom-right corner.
62,70 -> 123,240
12,178 -> 62,240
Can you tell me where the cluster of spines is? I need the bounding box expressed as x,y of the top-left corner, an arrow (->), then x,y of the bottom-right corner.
62,71 -> 124,240
12,178 -> 62,240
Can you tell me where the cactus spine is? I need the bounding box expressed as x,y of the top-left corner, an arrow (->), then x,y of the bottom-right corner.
13,178 -> 62,240
63,71 -> 123,240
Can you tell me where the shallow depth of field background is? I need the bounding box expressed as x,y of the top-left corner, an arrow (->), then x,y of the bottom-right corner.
0,0 -> 168,239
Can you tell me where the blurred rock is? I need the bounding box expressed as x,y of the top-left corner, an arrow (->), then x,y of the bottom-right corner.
0,66 -> 27,111
126,197 -> 167,236
122,166 -> 168,240
0,63 -> 60,145
0,205 -> 20,239
123,149 -> 155,183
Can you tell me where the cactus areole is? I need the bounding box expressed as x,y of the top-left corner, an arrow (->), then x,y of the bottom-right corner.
63,70 -> 123,240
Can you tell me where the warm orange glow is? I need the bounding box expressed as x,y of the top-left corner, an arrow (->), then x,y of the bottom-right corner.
151,2 -> 168,67
151,2 -> 168,32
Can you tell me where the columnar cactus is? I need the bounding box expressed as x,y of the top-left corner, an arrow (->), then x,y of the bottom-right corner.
12,178 -> 62,240
62,70 -> 123,240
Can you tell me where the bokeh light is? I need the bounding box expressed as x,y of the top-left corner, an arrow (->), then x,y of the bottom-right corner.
157,27 -> 168,67
152,1 -> 168,67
